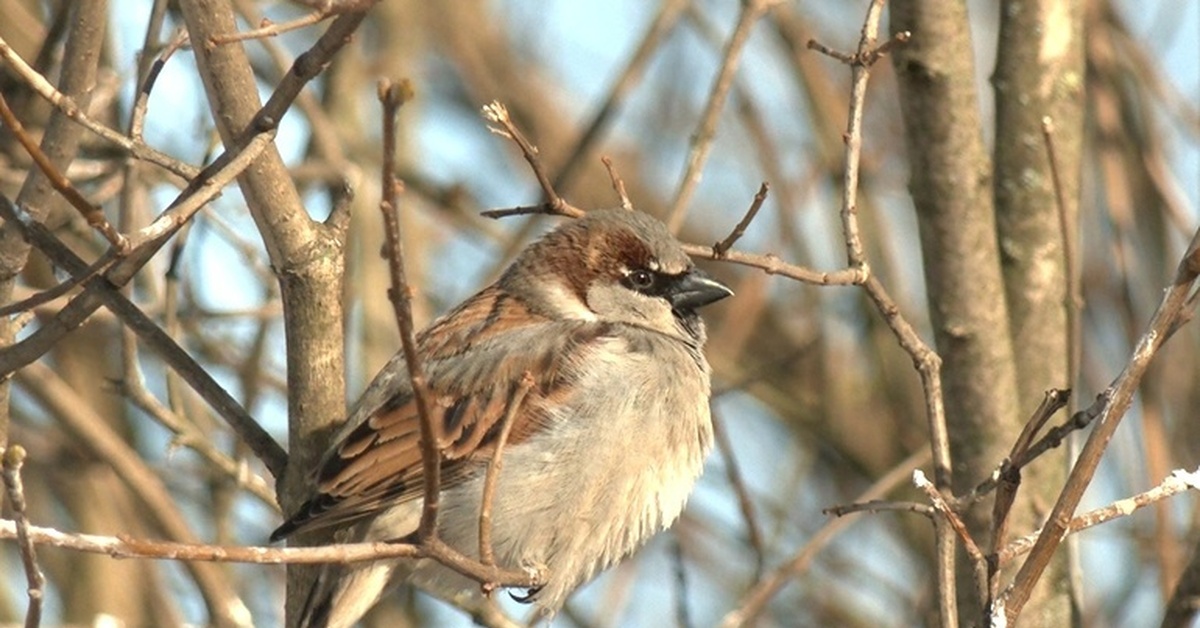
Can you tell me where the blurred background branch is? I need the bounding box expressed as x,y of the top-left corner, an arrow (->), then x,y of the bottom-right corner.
0,0 -> 1197,626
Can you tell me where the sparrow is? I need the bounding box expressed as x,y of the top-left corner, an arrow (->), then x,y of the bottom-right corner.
271,208 -> 732,628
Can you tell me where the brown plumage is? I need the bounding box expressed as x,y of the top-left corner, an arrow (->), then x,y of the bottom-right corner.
272,209 -> 732,627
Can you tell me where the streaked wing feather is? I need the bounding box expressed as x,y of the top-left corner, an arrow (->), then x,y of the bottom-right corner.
272,287 -> 616,540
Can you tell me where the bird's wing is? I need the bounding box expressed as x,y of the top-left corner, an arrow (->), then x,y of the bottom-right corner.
271,285 -> 614,541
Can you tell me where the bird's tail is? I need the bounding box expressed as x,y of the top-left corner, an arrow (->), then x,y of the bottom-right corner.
294,560 -> 398,628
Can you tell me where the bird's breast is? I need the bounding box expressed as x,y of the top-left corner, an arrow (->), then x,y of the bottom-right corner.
427,330 -> 714,614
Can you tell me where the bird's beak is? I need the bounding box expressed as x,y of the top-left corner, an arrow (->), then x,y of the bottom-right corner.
666,269 -> 733,311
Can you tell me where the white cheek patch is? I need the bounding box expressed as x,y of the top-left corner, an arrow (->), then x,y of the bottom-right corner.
586,281 -> 681,337
543,280 -> 598,321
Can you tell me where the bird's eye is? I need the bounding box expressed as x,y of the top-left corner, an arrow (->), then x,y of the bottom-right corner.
626,268 -> 655,291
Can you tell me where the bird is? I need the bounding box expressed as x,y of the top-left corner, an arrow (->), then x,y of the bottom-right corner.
271,208 -> 733,627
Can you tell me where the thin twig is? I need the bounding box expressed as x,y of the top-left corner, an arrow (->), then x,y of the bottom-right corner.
0,93 -> 130,252
823,499 -> 933,518
683,244 -> 865,285
0,519 -> 541,587
480,204 -> 580,220
0,154 -> 288,478
210,2 -> 336,46
671,533 -> 693,628
1041,122 -> 1088,619
805,38 -> 855,64
665,0 -> 775,233
118,5 -> 173,501
1043,115 -> 1088,617
713,182 -> 769,257
15,361 -> 251,625
373,85 -> 506,592
954,392 -> 1102,509
807,30 -> 911,67
0,101 -> 276,309
914,470 -> 989,605
600,156 -> 633,211
914,470 -> 985,565
483,101 -> 581,218
684,1 -> 802,254
1041,117 -> 1082,400
988,388 -> 1073,571
998,467 -> 1200,565
477,104 -> 867,287
130,26 -> 189,142
1008,388 -> 1072,463
1002,226 -> 1200,622
857,277 -> 948,488
479,372 -> 534,570
377,79 -> 443,540
2,20 -> 110,611
866,31 -> 912,63
550,0 -> 692,192
0,33 -> 198,180
113,377 -> 279,508
825,18 -> 911,272
718,448 -> 928,628
810,1 -> 953,621
711,411 -> 766,577
2,446 -> 44,628
0,254 -> 117,317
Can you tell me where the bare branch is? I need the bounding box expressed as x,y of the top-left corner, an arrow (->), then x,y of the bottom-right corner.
665,0 -> 775,232
600,156 -> 633,211
816,1 -> 957,621
998,467 -> 1200,566
823,499 -> 933,518
2,446 -> 43,628
483,101 -> 585,218
113,377 -> 279,509
210,1 -> 355,46
1002,227 -> 1200,622
0,94 -> 129,252
988,388 -> 1073,570
0,32 -> 198,179
712,183 -> 769,258
0,115 -> 286,466
14,362 -> 251,625
915,470 -> 988,605
712,411 -> 767,577
718,449 -> 928,627
0,520 -> 541,588
1042,117 -> 1082,395
551,0 -> 691,192
807,30 -> 911,66
0,255 -> 116,317
953,392 -> 1099,509
377,79 -> 444,540
479,372 -> 534,571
